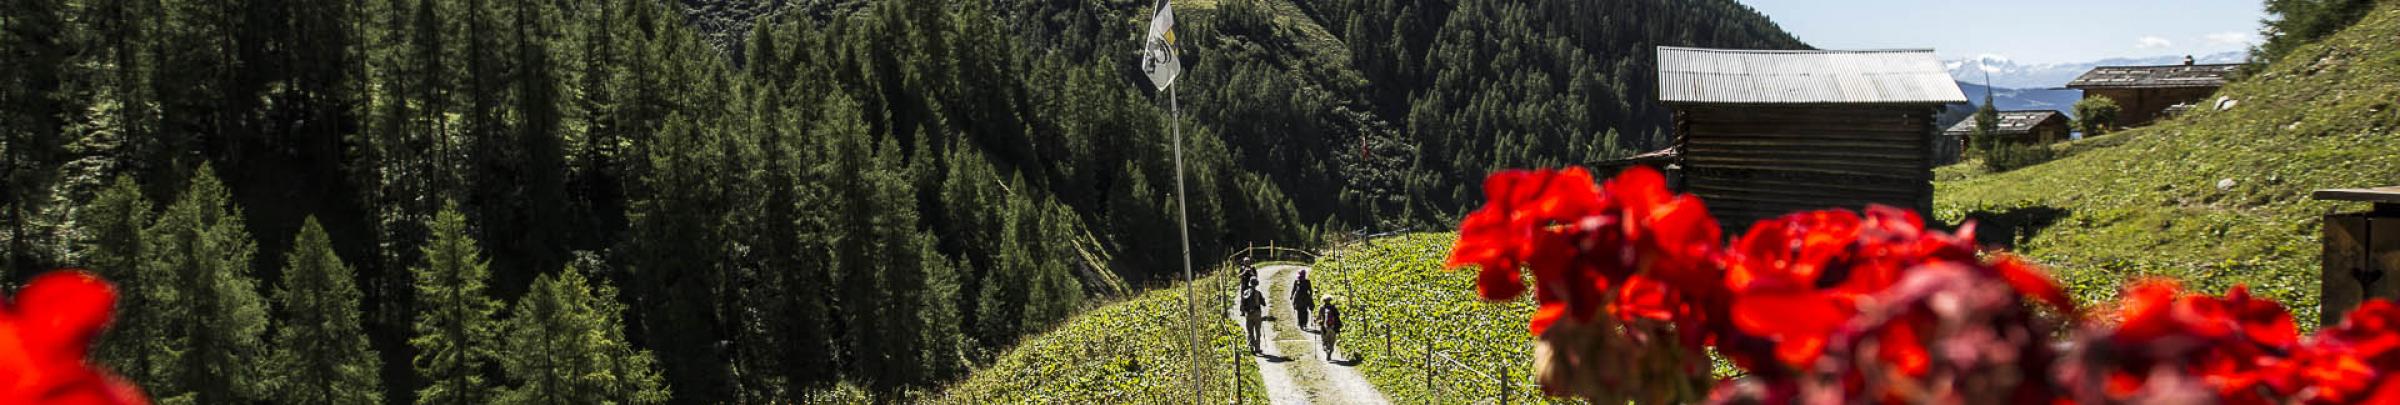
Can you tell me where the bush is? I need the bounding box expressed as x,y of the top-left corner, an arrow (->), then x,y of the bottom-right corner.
2072,96 -> 2121,136
1980,141 -> 2058,173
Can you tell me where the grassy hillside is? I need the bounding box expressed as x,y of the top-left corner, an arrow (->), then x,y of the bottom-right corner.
1934,1 -> 2400,326
937,268 -> 1269,403
1310,233 -> 1576,404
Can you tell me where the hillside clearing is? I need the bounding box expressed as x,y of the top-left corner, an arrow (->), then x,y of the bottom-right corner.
1935,1 -> 2400,327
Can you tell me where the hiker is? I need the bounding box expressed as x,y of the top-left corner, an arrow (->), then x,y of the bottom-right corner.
1317,299 -> 1343,362
1240,286 -> 1266,355
1291,269 -> 1314,331
1237,256 -> 1258,292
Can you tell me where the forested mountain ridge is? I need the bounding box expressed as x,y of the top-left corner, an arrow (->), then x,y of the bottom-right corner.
0,0 -> 1804,401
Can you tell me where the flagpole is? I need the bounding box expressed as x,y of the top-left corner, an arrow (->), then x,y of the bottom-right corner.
1168,82 -> 1213,403
1138,2 -> 1202,399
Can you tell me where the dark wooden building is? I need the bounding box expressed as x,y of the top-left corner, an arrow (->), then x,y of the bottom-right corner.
1938,110 -> 2071,164
1656,46 -> 1968,230
2066,60 -> 2237,128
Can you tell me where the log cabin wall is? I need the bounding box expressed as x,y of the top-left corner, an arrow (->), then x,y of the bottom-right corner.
2084,87 -> 2216,128
1674,104 -> 1940,231
2033,118 -> 2069,143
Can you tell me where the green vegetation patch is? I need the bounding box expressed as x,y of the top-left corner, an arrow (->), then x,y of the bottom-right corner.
938,270 -> 1267,403
1314,233 -> 1581,404
1935,2 -> 2400,327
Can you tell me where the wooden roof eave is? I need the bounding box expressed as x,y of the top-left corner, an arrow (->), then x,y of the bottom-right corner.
2064,83 -> 2227,90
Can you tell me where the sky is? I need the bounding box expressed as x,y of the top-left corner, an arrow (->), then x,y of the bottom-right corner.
1734,0 -> 2268,64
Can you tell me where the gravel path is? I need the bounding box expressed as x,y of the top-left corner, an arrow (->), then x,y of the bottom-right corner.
1228,264 -> 1390,404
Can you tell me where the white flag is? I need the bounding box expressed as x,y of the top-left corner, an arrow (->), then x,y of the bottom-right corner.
1141,0 -> 1180,90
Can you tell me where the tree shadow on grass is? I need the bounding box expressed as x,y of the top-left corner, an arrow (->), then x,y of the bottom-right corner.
1953,205 -> 2072,250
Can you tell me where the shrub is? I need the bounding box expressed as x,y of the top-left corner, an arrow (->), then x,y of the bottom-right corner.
2072,96 -> 2120,136
1980,141 -> 2057,173
2064,97 -> 2121,136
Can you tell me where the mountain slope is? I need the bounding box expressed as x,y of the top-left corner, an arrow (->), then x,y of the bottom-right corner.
938,0 -> 1810,397
1934,2 -> 2400,326
1945,51 -> 2247,89
1956,81 -> 2086,116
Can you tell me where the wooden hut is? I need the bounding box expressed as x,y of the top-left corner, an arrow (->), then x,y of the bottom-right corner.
2066,59 -> 2237,128
1656,46 -> 1967,230
1938,110 -> 2071,163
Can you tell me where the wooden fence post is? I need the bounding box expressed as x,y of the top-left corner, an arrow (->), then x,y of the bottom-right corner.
1497,363 -> 1508,405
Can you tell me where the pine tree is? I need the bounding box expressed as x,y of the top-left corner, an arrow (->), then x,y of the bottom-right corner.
1024,196 -> 1086,331
149,163 -> 272,403
971,202 -> 1032,347
757,98 -> 837,398
1972,84 -> 2000,151
411,202 -> 501,404
2,0 -> 72,278
2256,0 -> 2376,65
81,176 -> 177,392
512,0 -> 571,283
916,235 -> 968,381
498,266 -> 668,405
269,217 -> 384,404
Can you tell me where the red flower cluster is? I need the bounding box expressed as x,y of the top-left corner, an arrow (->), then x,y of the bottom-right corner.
1710,206 -> 2076,403
2274,301 -> 2400,403
0,270 -> 148,405
1446,166 -> 1723,401
1445,166 -> 2400,404
1447,166 -> 1718,337
2061,281 -> 2400,404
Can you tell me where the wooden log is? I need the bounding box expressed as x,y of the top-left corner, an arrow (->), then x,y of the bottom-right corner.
1682,158 -> 1930,178
1686,183 -> 1922,203
1685,148 -> 1930,164
1687,121 -> 1934,133
1685,138 -> 1927,151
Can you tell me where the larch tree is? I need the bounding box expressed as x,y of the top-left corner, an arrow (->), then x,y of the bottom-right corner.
269,216 -> 384,404
148,163 -> 272,403
498,266 -> 669,405
80,176 -> 177,392
411,202 -> 501,404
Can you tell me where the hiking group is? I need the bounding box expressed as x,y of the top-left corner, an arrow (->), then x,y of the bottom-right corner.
1236,256 -> 1342,362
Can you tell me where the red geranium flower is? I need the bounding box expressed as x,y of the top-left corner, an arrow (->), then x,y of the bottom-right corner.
0,270 -> 148,405
2076,280 -> 2301,403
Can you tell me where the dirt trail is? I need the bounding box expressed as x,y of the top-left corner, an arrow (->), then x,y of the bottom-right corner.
1228,264 -> 1390,404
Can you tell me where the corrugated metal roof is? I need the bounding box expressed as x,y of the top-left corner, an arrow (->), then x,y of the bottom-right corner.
2064,64 -> 2239,89
1942,110 -> 2067,135
1657,47 -> 1968,105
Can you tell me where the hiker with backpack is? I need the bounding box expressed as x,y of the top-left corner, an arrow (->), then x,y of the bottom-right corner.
1241,285 -> 1266,355
1292,269 -> 1315,330
1316,298 -> 1342,362
1237,256 -> 1258,292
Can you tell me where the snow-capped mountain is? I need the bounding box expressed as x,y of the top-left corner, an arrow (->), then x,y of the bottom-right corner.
1956,81 -> 2085,116
1944,51 -> 2247,89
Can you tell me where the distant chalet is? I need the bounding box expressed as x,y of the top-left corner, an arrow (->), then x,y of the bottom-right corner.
2066,60 -> 2238,128
1656,46 -> 1967,230
1937,110 -> 2071,163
